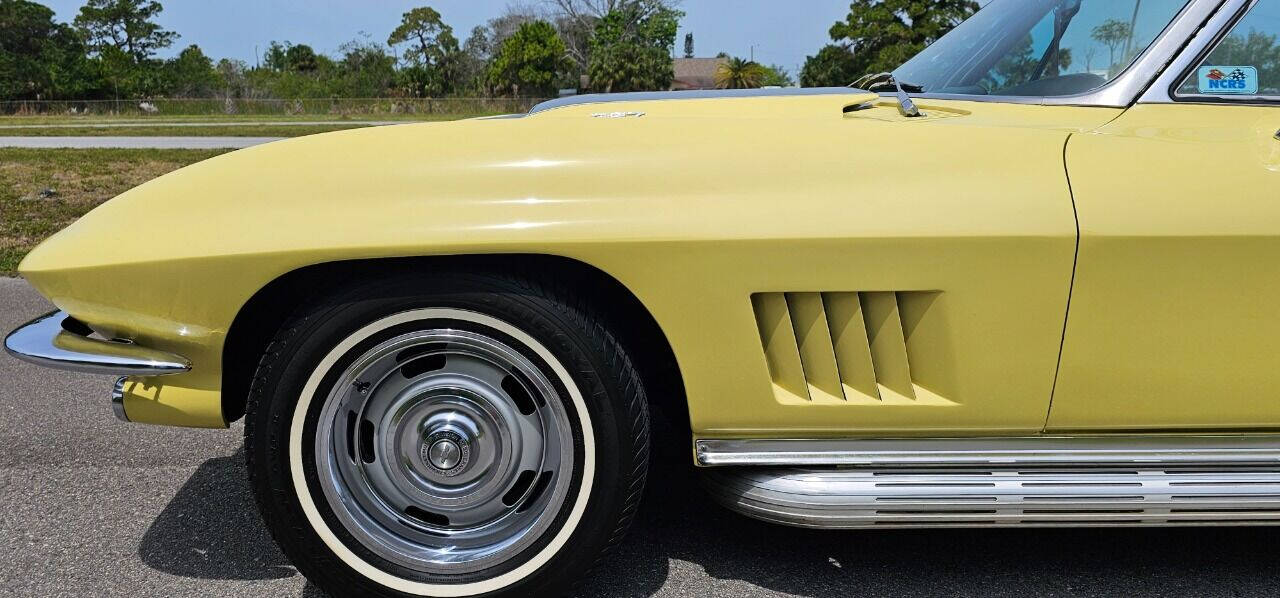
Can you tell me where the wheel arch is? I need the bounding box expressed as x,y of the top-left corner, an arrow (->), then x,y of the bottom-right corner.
221,254 -> 689,438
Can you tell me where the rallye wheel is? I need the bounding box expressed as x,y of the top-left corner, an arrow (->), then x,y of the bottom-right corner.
244,271 -> 650,597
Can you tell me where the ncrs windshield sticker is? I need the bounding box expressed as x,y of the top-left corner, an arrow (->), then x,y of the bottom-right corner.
1198,66 -> 1259,95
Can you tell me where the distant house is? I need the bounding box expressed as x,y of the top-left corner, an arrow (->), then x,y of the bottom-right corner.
672,57 -> 729,91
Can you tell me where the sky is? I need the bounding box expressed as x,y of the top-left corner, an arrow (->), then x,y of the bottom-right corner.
37,1 -> 854,78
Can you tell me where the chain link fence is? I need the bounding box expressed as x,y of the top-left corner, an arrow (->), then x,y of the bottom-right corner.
0,97 -> 549,117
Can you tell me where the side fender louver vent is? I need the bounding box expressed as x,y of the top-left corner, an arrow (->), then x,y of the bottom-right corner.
752,291 -> 952,405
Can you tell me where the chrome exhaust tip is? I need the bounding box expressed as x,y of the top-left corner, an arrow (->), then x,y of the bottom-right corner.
111,376 -> 130,423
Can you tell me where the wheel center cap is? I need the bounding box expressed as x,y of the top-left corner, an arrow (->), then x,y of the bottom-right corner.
421,428 -> 471,477
428,439 -> 462,470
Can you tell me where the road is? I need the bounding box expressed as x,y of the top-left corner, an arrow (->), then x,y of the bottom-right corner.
0,136 -> 282,149
2,276 -> 1278,597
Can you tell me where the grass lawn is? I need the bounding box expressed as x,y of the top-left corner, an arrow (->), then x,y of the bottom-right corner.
0,148 -> 231,275
0,113 -> 492,126
0,124 -> 380,137
0,113 -> 488,137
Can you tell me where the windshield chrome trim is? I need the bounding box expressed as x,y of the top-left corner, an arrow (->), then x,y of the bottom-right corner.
527,87 -> 868,114
1140,0 -> 1263,104
903,0 -> 1225,108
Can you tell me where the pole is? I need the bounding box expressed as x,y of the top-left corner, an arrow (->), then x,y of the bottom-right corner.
1123,0 -> 1142,58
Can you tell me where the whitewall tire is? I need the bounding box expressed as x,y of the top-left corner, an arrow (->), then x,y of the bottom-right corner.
244,270 -> 650,597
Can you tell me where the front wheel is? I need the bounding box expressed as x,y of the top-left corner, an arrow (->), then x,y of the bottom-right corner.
245,271 -> 650,597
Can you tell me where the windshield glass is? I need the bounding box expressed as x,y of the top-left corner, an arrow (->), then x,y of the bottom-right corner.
893,0 -> 1190,97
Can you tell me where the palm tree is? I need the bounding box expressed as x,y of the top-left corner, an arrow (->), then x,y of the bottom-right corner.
1092,19 -> 1133,69
716,57 -> 768,89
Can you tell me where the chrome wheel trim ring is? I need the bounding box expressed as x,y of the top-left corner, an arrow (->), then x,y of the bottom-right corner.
293,309 -> 594,595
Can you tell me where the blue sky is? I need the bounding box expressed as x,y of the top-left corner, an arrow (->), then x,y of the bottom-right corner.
37,1 -> 854,77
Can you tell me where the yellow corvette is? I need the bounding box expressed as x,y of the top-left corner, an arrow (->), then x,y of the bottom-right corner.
6,0 -> 1280,595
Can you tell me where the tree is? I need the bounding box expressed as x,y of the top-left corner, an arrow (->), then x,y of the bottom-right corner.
683,32 -> 693,58
547,0 -> 682,70
1091,19 -> 1133,69
586,4 -> 682,92
260,40 -> 322,72
824,0 -> 977,77
0,0 -> 99,100
333,38 -> 397,97
262,40 -> 289,71
457,7 -> 548,92
458,25 -> 493,92
165,44 -> 218,96
463,25 -> 491,60
387,7 -> 458,66
73,0 -> 177,63
715,57 -> 766,89
388,7 -> 469,95
800,44 -> 859,87
983,35 -> 1072,91
761,63 -> 793,87
285,43 -> 319,72
487,20 -> 571,97
488,4 -> 545,51
215,58 -> 249,97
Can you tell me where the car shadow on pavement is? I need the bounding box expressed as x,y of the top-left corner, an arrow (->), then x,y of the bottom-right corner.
142,444 -> 1280,598
138,449 -> 297,582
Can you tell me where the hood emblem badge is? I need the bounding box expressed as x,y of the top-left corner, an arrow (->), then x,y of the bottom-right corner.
591,111 -> 646,119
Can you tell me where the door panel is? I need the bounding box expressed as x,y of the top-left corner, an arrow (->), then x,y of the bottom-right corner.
1051,103 -> 1280,430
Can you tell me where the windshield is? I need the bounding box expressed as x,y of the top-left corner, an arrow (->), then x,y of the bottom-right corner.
893,0 -> 1190,97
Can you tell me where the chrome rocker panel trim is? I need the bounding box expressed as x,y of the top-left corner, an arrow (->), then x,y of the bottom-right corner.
696,436 -> 1280,467
4,310 -> 191,376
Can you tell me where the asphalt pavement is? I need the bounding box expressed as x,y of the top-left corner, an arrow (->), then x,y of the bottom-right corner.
0,136 -> 282,149
2,276 -> 1278,597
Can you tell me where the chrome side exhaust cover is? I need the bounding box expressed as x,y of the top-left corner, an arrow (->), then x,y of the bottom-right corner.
111,376 -> 130,423
699,437 -> 1280,528
703,466 -> 1280,528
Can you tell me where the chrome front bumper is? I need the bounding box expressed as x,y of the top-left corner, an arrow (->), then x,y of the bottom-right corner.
4,310 -> 191,376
